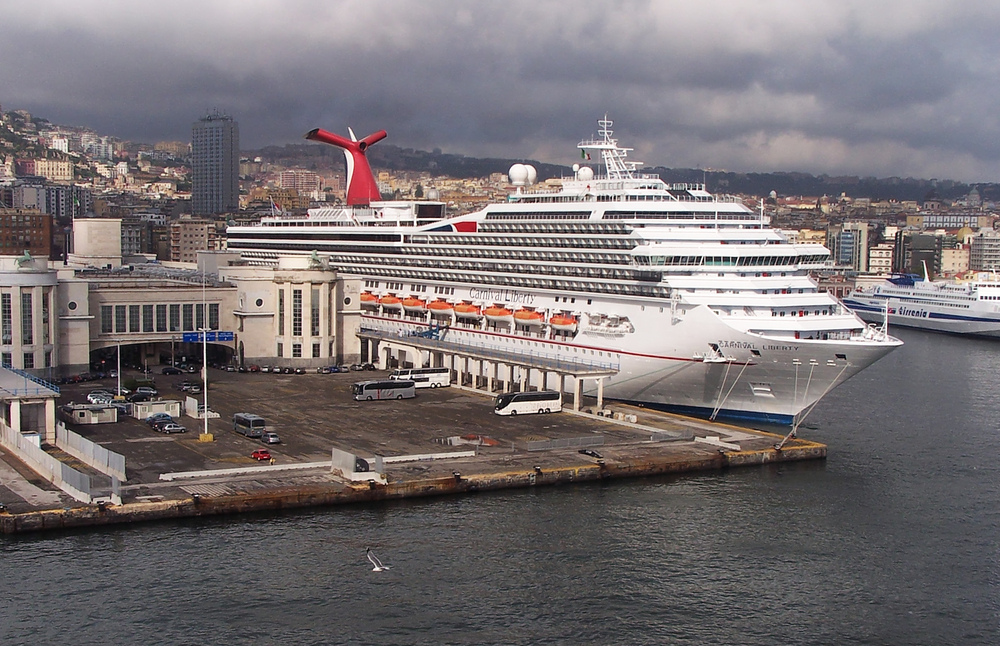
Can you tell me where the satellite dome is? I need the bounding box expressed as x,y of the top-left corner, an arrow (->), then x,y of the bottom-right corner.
525,165 -> 537,185
577,166 -> 594,182
509,164 -> 529,186
426,188 -> 440,201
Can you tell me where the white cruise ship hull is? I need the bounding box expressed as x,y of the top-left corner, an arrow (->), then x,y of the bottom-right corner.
363,296 -> 896,425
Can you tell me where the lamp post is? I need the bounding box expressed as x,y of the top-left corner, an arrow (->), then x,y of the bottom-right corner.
116,338 -> 122,396
199,326 -> 210,440
197,264 -> 213,442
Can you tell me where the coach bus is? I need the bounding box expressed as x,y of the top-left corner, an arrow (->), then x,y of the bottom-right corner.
352,379 -> 416,401
493,390 -> 562,416
389,367 -> 451,388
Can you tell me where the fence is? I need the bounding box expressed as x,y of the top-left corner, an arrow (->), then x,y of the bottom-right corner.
56,423 -> 126,481
0,423 -> 91,503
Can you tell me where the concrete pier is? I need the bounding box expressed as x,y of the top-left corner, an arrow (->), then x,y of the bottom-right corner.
0,370 -> 825,535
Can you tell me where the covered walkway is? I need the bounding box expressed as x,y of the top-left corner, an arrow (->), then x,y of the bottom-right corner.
357,325 -> 619,411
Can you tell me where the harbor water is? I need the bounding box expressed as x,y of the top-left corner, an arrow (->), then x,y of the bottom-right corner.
2,329 -> 998,645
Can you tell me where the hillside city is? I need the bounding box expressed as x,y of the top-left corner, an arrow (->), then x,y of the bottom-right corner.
2,105 -> 999,292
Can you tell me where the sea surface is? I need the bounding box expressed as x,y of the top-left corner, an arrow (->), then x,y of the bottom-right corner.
2,329 -> 999,645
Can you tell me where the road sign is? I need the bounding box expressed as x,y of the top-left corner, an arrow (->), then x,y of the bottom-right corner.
182,331 -> 235,343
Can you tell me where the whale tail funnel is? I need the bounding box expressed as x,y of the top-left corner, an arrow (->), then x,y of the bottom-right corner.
305,127 -> 387,206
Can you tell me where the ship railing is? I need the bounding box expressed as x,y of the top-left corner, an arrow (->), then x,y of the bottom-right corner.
360,324 -> 620,374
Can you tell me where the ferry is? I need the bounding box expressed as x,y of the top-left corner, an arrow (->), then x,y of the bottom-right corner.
227,118 -> 901,425
844,272 -> 1000,337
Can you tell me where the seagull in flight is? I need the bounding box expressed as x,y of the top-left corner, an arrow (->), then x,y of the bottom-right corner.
366,547 -> 390,572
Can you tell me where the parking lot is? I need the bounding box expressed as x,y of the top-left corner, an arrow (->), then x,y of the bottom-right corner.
58,365 -> 674,487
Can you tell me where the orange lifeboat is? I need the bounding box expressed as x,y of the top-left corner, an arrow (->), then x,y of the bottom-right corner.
360,292 -> 379,309
454,303 -> 482,319
549,314 -> 579,332
427,300 -> 455,317
379,294 -> 402,310
514,308 -> 545,327
484,305 -> 514,324
402,296 -> 427,313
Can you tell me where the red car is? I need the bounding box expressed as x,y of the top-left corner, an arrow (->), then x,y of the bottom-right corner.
251,449 -> 272,461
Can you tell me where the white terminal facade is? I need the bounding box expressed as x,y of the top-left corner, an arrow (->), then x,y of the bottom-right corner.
1,219 -> 362,378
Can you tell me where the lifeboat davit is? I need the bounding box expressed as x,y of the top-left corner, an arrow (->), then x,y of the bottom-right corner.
360,292 -> 379,309
402,297 -> 427,313
454,303 -> 482,319
514,308 -> 545,326
549,314 -> 579,332
379,295 -> 402,310
428,300 -> 455,317
484,305 -> 514,324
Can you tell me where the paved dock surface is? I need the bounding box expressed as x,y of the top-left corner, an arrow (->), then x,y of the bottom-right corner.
0,368 -> 824,533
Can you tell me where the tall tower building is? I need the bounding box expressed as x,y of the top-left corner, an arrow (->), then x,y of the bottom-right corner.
191,112 -> 239,215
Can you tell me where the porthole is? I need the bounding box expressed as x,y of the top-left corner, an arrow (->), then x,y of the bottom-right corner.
68,301 -> 77,311
255,298 -> 263,307
344,297 -> 352,306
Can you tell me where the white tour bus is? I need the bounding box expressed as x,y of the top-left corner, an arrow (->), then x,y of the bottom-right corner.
389,367 -> 451,388
352,379 -> 416,401
494,390 -> 562,415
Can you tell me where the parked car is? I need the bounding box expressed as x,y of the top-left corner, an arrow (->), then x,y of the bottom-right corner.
160,423 -> 187,434
127,392 -> 150,403
251,448 -> 272,461
261,432 -> 281,444
136,386 -> 158,397
294,367 -> 306,374
579,449 -> 604,459
87,392 -> 113,404
152,419 -> 176,432
145,413 -> 172,426
248,364 -> 261,372
317,366 -> 330,374
162,366 -> 182,375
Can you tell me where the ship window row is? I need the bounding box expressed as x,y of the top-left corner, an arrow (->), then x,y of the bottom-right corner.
479,222 -> 630,235
603,211 -> 756,220
634,254 -> 828,267
331,254 -> 637,281
340,264 -> 669,299
484,211 -> 592,220
398,246 -> 630,265
409,235 -> 633,250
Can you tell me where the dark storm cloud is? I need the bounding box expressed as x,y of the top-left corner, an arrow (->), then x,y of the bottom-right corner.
4,1 -> 1000,181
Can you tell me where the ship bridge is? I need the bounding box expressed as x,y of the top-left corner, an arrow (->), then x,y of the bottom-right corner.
357,324 -> 619,411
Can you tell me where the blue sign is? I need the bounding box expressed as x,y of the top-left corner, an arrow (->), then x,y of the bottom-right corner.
182,331 -> 235,342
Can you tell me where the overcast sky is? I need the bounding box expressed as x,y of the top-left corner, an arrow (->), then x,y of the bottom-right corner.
4,1 -> 1000,182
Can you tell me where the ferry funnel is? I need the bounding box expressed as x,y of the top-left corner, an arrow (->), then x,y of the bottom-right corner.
305,127 -> 387,206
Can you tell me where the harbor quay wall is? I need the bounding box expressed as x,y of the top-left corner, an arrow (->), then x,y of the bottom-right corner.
0,441 -> 824,535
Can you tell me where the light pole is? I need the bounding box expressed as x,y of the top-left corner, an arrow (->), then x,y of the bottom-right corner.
199,326 -> 210,440
116,338 -> 122,396
197,264 -> 213,442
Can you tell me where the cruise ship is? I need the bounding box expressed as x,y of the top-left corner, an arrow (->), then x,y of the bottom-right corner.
844,272 -> 1000,337
227,118 -> 901,424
